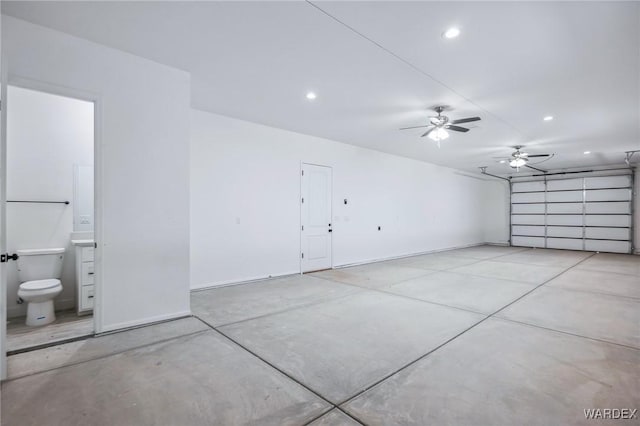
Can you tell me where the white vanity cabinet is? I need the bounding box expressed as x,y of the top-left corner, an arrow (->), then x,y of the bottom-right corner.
72,240 -> 95,314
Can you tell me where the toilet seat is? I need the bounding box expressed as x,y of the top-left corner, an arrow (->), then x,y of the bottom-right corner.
19,279 -> 61,291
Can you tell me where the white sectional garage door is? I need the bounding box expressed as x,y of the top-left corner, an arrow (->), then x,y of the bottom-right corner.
511,174 -> 634,253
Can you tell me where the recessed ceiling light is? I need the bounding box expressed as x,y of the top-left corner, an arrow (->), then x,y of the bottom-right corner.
442,27 -> 460,39
499,160 -> 506,164
584,151 -> 591,155
305,92 -> 317,100
543,116 -> 554,121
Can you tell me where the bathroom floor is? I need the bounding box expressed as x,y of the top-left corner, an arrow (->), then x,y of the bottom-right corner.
2,246 -> 639,425
6,310 -> 93,353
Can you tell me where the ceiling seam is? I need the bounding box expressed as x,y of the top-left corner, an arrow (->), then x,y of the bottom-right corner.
305,0 -> 526,138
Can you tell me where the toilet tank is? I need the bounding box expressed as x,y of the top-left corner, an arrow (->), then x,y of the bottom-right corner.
16,248 -> 65,282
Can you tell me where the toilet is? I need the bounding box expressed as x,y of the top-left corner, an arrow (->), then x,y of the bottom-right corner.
16,248 -> 65,326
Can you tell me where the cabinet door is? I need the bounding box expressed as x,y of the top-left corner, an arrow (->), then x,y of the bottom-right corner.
81,262 -> 95,285
80,285 -> 95,311
81,247 -> 95,262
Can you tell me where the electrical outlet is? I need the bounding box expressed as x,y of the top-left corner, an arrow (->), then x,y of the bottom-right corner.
80,215 -> 91,224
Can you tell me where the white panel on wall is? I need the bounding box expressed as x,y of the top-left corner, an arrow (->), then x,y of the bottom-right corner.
512,181 -> 545,192
547,203 -> 583,214
585,215 -> 631,227
547,215 -> 583,226
547,191 -> 583,202
512,225 -> 545,236
547,226 -> 583,238
546,178 -> 583,191
547,238 -> 583,250
585,175 -> 631,189
585,240 -> 631,253
511,215 -> 545,225
511,236 -> 545,248
585,189 -> 631,202
512,192 -> 545,203
511,204 -> 545,214
585,227 -> 630,240
586,201 -> 631,214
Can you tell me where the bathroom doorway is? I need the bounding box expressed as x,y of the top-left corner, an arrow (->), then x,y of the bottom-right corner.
4,84 -> 96,353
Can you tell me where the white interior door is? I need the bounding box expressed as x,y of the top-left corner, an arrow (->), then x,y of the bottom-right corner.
301,163 -> 332,273
0,42 -> 7,379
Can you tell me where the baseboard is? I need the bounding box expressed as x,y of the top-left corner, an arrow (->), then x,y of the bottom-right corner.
189,242 -> 493,293
191,271 -> 301,292
333,242 -> 486,269
98,310 -> 192,334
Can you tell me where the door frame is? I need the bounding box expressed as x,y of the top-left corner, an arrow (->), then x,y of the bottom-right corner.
299,162 -> 333,274
1,76 -> 103,378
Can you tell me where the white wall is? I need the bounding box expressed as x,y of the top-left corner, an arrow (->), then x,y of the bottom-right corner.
191,109 -> 502,289
6,86 -> 93,318
3,16 -> 191,331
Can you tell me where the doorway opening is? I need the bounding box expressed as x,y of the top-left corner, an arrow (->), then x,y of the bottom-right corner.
5,85 -> 95,353
300,163 -> 333,273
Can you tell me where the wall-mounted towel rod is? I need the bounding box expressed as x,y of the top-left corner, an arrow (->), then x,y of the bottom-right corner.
7,200 -> 70,205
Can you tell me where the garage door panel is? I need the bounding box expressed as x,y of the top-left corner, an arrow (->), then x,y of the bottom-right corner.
585,215 -> 631,227
547,178 -> 582,191
547,191 -> 582,202
585,176 -> 631,189
512,192 -> 545,203
512,225 -> 545,236
585,188 -> 631,202
512,181 -> 545,192
585,240 -> 630,254
512,204 -> 545,214
547,215 -> 582,226
512,215 -> 545,225
585,227 -> 630,240
546,203 -> 582,214
547,226 -> 582,238
511,174 -> 632,254
547,238 -> 583,250
512,236 -> 545,248
585,202 -> 630,214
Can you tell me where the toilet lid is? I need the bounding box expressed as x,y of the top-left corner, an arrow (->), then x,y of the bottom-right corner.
20,279 -> 61,291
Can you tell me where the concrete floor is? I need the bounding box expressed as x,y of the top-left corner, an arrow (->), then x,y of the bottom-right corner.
2,245 -> 639,425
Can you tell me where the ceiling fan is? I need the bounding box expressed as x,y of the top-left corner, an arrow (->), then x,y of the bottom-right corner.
495,146 -> 554,172
399,106 -> 481,147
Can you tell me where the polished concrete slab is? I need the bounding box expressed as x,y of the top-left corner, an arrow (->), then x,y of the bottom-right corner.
7,317 -> 209,379
5,246 -> 638,425
313,264 -> 432,289
451,260 -> 567,285
192,274 -> 361,327
493,249 -> 593,268
309,409 -> 362,426
221,291 -> 484,403
546,268 -> 640,299
388,253 -> 481,271
576,252 -> 640,276
2,331 -> 330,426
497,286 -> 640,348
444,245 -> 529,259
386,271 -> 536,314
343,319 -> 640,426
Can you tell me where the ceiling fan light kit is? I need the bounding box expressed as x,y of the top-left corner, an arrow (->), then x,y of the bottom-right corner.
400,105 -> 480,148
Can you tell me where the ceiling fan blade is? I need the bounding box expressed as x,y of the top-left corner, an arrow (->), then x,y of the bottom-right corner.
446,125 -> 470,132
451,116 -> 481,125
527,154 -> 551,158
421,128 -> 436,137
525,164 -> 548,173
399,125 -> 432,130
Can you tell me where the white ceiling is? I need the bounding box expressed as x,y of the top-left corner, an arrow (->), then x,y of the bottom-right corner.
3,1 -> 639,175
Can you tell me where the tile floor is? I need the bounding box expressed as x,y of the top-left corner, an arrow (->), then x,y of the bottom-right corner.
2,245 -> 639,426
